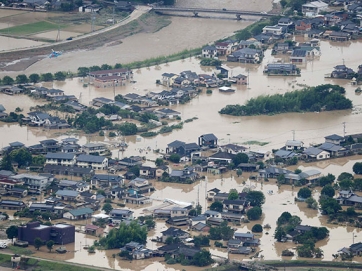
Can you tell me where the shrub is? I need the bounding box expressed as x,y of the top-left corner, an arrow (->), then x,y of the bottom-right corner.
251,224 -> 263,233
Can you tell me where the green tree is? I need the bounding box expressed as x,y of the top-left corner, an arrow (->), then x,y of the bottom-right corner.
0,153 -> 13,171
2,76 -> 14,85
353,162 -> 362,174
275,226 -> 286,242
192,249 -> 213,267
277,211 -> 292,226
246,191 -> 265,207
41,73 -> 54,82
247,206 -> 262,220
29,73 -> 40,83
236,169 -> 242,177
228,189 -> 239,200
34,237 -> 44,250
321,185 -> 335,198
298,187 -> 312,199
193,235 -> 210,247
338,172 -> 354,181
232,153 -> 249,167
46,240 -> 54,252
10,148 -> 32,168
169,154 -> 181,163
6,225 -> 18,239
129,165 -> 140,177
320,197 -> 341,215
155,158 -> 164,167
77,67 -> 89,77
118,122 -> 137,136
319,173 -> 335,186
16,74 -> 28,84
210,201 -> 223,212
102,203 -> 113,214
54,71 -> 66,81
251,224 -> 263,233
32,155 -> 46,166
98,221 -> 147,249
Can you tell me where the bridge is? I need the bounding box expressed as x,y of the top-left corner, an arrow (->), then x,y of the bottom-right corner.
152,7 -> 278,20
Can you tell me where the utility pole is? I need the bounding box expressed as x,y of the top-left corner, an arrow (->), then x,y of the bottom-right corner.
292,130 -> 295,141
247,69 -> 250,88
343,122 -> 346,138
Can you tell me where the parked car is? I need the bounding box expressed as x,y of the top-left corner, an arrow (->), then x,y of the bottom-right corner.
0,242 -> 7,249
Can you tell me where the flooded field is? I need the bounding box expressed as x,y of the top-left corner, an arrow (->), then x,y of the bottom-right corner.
0,36 -> 47,51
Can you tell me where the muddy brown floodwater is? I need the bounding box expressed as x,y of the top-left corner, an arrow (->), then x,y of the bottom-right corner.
2,10 -> 362,271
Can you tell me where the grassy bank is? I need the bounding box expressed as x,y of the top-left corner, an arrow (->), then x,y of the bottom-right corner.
264,260 -> 362,269
122,46 -> 203,70
0,252 -> 103,271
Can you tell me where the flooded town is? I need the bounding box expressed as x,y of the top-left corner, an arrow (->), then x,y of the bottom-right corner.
1,0 -> 362,270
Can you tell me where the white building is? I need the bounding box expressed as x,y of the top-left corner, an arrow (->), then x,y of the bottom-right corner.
45,152 -> 76,167
302,1 -> 328,17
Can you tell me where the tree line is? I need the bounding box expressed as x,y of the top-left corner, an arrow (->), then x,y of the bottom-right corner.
219,84 -> 352,116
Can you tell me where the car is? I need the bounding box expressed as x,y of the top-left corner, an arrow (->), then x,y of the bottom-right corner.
222,8 -> 226,11
0,243 -> 7,249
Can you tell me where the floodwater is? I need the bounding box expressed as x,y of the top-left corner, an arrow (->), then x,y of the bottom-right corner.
0,36 -> 47,51
1,3 -> 362,270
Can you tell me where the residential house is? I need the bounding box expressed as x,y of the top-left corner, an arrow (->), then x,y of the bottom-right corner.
264,63 -> 299,75
124,192 -> 151,205
0,104 -> 8,119
302,1 -> 328,16
331,65 -> 355,79
229,74 -> 248,85
237,163 -> 259,172
319,142 -> 347,156
58,180 -> 90,192
303,147 -> 330,160
55,190 -> 80,201
85,224 -> 103,236
207,188 -> 221,201
202,45 -> 217,58
109,209 -> 133,221
18,222 -> 75,245
219,144 -> 248,154
166,207 -> 189,226
350,242 -> 362,256
91,174 -> 123,188
198,133 -> 218,148
227,48 -> 263,63
337,190 -> 362,207
262,25 -> 285,38
278,17 -> 294,28
82,143 -> 108,156
215,40 -> 238,55
259,166 -> 292,179
329,31 -> 351,41
27,111 -> 51,126
234,232 -> 255,242
299,169 -> 322,183
88,68 -> 133,87
154,108 -> 181,119
208,152 -> 235,164
11,174 -> 52,193
161,73 -> 177,87
170,167 -> 198,183
161,227 -> 190,243
76,154 -> 108,170
45,152 -> 76,167
285,140 -> 304,151
43,164 -> 94,178
139,166 -> 157,179
29,202 -> 65,216
295,20 -> 312,32
63,207 -> 94,220
0,200 -> 26,211
45,88 -> 64,98
7,187 -> 28,198
178,143 -> 201,157
274,150 -> 298,160
223,199 -> 249,214
91,97 -> 114,107
128,178 -> 154,194
166,140 -> 185,154
64,100 -> 87,112
192,222 -> 210,232
325,134 -> 345,145
290,49 -> 307,63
